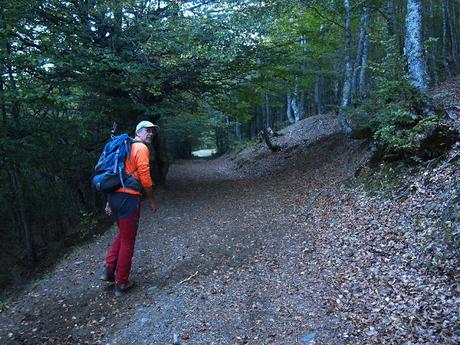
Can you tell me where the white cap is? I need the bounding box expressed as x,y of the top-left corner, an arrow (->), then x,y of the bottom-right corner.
135,120 -> 160,133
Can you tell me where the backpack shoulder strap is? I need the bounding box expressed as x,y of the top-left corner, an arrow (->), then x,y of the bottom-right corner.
130,139 -> 145,145
126,139 -> 147,175
129,139 -> 148,153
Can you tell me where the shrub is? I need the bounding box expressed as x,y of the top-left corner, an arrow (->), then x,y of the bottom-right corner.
347,37 -> 455,160
79,211 -> 97,239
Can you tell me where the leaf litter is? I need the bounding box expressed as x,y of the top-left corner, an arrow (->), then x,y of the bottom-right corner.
0,90 -> 459,343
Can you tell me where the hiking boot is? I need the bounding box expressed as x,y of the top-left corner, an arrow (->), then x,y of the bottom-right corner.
115,281 -> 135,297
100,266 -> 115,282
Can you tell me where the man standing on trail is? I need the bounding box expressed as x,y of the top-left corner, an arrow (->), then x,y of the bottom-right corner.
100,120 -> 158,297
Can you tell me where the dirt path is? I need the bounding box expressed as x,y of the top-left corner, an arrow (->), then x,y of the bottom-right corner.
1,112 -> 459,344
0,116 -> 369,344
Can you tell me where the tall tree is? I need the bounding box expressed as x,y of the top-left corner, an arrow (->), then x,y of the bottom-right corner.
427,0 -> 439,84
314,74 -> 322,115
358,4 -> 370,99
287,35 -> 307,122
387,0 -> 395,37
404,0 -> 430,90
287,94 -> 295,123
352,2 -> 370,100
442,0 -> 453,76
339,0 -> 353,135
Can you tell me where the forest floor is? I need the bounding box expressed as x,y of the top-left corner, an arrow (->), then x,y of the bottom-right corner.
1,77 -> 460,344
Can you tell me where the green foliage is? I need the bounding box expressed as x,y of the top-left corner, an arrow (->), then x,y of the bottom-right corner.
351,92 -> 444,156
79,211 -> 98,239
371,106 -> 430,152
347,38 -> 451,158
347,161 -> 414,198
164,111 -> 214,158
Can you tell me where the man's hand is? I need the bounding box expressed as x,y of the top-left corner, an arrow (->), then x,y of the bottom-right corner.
145,187 -> 157,213
150,200 -> 158,213
105,202 -> 112,216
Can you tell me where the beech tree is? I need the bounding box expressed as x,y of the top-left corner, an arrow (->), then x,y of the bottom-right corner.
339,0 -> 353,135
404,0 -> 430,90
351,2 -> 370,100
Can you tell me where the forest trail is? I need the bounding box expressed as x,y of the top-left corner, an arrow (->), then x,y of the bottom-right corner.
0,114 -> 367,344
3,1 -> 460,343
1,108 -> 460,344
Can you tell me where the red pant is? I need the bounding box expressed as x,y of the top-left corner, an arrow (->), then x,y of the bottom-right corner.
105,193 -> 141,284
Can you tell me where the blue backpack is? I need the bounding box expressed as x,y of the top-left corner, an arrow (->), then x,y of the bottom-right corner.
92,134 -> 142,193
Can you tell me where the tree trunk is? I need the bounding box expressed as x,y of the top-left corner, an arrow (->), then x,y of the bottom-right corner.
334,79 -> 340,105
256,103 -> 263,133
226,117 -> 232,148
261,95 -> 267,132
359,4 -> 370,99
8,164 -> 35,265
456,1 -> 460,63
442,0 -> 453,76
259,129 -> 280,152
264,94 -> 270,129
353,4 -> 370,100
351,6 -> 366,99
387,0 -> 395,37
396,0 -> 405,56
339,0 -> 353,136
6,42 -> 20,129
286,94 -> 295,123
428,0 -> 439,84
300,35 -> 307,52
288,85 -> 304,122
298,35 -> 307,120
297,91 -> 305,122
250,107 -> 257,137
404,0 -> 430,91
291,90 -> 303,122
314,75 -> 322,115
341,0 -> 352,109
290,94 -> 298,122
287,34 -> 308,123
235,120 -> 241,142
449,0 -> 458,63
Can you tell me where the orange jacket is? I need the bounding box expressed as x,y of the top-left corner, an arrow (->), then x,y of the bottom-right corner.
115,137 -> 153,195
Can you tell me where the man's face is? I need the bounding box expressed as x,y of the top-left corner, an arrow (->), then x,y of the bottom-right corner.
137,127 -> 156,144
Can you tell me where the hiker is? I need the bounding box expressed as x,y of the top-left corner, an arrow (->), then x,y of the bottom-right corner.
100,120 -> 158,297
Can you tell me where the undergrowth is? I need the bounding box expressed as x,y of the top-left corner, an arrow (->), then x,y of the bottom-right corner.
345,161 -> 417,200
347,39 -> 457,161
